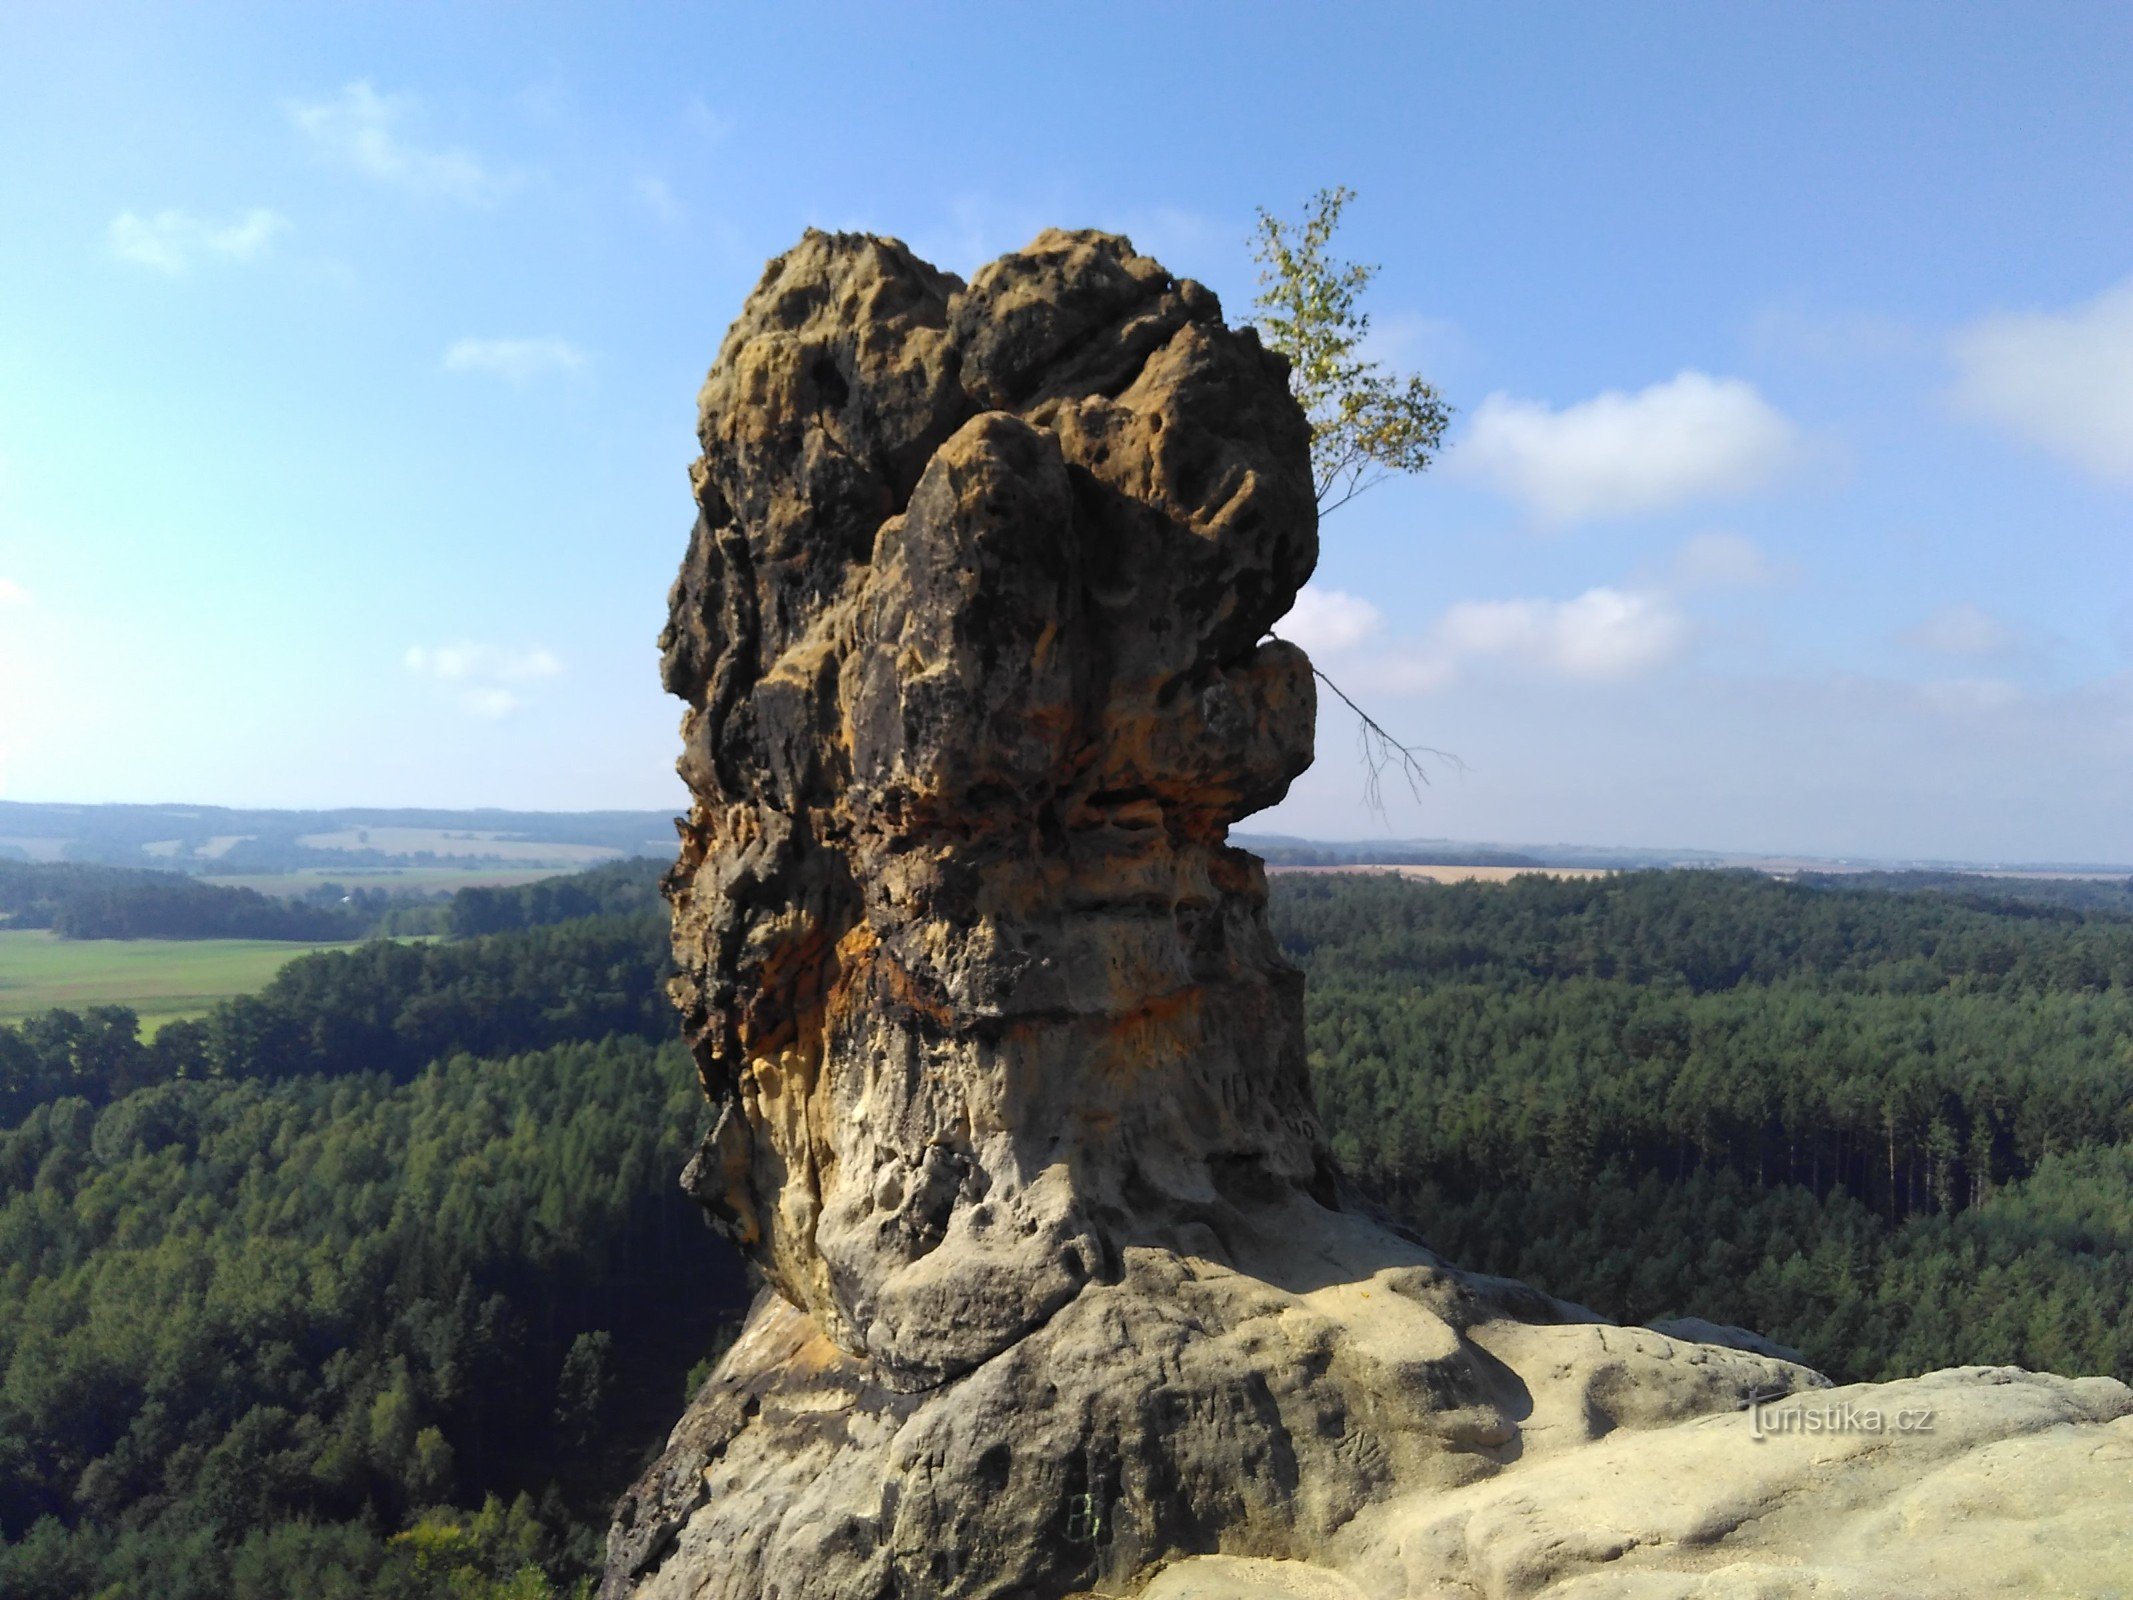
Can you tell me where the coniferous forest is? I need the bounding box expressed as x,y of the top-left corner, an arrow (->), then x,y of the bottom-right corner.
4,867 -> 2132,1594
1289,871 -> 2133,1382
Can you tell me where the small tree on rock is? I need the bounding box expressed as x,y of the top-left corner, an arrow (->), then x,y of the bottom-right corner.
1253,186 -> 1452,514
1253,187 -> 1458,811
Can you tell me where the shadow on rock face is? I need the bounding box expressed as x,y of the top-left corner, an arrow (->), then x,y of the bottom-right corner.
603,228 -> 2131,1600
658,226 -> 1328,1390
604,1184 -> 1828,1600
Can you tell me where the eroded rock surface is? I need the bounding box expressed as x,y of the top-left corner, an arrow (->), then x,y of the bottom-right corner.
607,229 -> 2132,1600
1142,1367 -> 2133,1598
658,228 -> 1327,1393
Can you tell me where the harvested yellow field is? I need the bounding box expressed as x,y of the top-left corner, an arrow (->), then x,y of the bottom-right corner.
1266,863 -> 1616,884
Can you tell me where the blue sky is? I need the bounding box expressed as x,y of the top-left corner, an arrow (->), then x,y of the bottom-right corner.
1,2 -> 2127,862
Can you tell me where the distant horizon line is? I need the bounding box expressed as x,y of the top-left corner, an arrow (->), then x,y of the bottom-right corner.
1,797 -> 2126,880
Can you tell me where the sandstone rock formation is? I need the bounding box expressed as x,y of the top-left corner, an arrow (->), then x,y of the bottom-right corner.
608,229 -> 2133,1600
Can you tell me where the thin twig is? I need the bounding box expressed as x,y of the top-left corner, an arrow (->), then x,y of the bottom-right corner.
1268,628 -> 1467,819
1313,665 -> 1464,818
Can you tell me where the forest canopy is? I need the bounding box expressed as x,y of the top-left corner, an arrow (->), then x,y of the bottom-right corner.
1283,870 -> 2133,1382
4,866 -> 2132,1594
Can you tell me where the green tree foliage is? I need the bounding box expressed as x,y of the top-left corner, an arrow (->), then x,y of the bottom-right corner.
0,911 -> 672,1119
1252,186 -> 1452,514
1254,186 -> 1459,808
0,1037 -> 741,1597
9,864 -> 2132,1594
0,861 -> 368,941
554,1332 -> 615,1450
1277,870 -> 2133,1382
447,859 -> 666,940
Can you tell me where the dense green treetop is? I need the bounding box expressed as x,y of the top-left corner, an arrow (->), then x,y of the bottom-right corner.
1278,870 -> 2133,1383
6,866 -> 2133,1594
1252,187 -> 1452,514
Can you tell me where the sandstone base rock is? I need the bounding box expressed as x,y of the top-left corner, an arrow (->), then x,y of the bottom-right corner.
1141,1366 -> 2133,1599
609,225 -> 2133,1599
608,1201 -> 1832,1600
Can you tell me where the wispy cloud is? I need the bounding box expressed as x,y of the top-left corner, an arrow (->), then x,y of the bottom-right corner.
289,81 -> 509,205
1434,587 -> 1689,681
107,208 -> 287,273
634,176 -> 685,225
1899,603 -> 2021,661
683,97 -> 734,143
1457,371 -> 1801,524
405,642 -> 561,717
1357,309 -> 1470,383
457,686 -> 523,718
1950,276 -> 2133,484
1278,585 -> 1384,655
442,337 -> 586,383
405,643 -> 561,682
1287,581 -> 1689,695
1744,302 -> 1923,365
1669,530 -> 1780,590
903,194 -> 1063,278
0,578 -> 28,608
1918,676 -> 2025,716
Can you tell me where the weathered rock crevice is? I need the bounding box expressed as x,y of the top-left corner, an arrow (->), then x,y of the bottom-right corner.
653,227 -> 1332,1396
608,227 -> 2133,1600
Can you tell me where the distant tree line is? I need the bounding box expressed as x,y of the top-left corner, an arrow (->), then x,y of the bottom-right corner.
1,856 -> 669,946
1794,869 -> 2133,919
0,912 -> 671,1121
0,863 -> 369,941
0,799 -> 674,877
446,858 -> 666,939
1250,847 -> 1544,869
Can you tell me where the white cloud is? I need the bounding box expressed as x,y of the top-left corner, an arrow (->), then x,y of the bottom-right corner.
0,578 -> 27,608
107,208 -> 286,273
405,642 -> 560,717
905,193 -> 1061,277
515,78 -> 574,126
1899,603 -> 2021,661
1278,585 -> 1383,654
635,176 -> 684,224
405,643 -> 561,682
1669,531 -> 1778,590
1949,277 -> 2133,483
442,337 -> 586,383
1920,676 -> 2024,716
1436,587 -> 1689,681
459,686 -> 522,718
1458,371 -> 1801,523
289,81 -> 508,205
1311,584 -> 1689,697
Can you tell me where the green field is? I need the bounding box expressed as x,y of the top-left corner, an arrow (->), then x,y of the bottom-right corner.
0,929 -> 364,1034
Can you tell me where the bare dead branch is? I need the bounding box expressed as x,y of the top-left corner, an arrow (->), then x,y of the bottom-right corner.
1311,663 -> 1464,819
1266,626 -> 1466,820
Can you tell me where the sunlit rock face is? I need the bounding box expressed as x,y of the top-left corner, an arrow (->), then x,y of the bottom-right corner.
656,227 -> 1329,1389
605,230 -> 2133,1600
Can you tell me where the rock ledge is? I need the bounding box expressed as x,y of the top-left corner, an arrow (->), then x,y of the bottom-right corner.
607,228 -> 2132,1600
